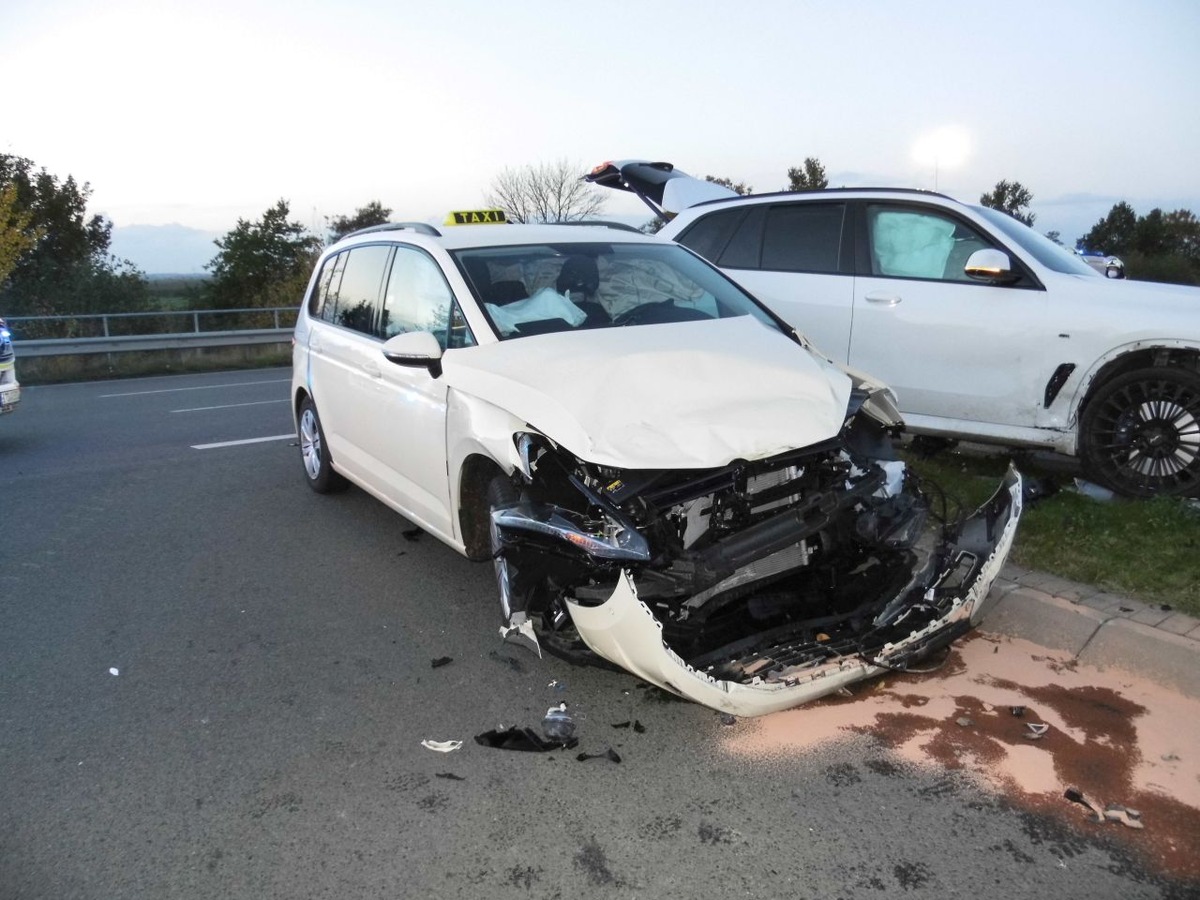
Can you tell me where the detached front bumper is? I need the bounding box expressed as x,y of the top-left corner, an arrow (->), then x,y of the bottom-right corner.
565,467 -> 1023,717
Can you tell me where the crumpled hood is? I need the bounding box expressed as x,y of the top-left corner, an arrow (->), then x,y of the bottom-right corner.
441,316 -> 852,469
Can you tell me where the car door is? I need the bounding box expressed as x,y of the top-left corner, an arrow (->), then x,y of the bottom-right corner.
847,202 -> 1050,432
675,202 -> 856,360
357,244 -> 475,537
305,243 -> 394,488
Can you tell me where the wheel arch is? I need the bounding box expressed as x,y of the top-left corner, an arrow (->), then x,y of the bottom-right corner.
1073,342 -> 1200,424
457,453 -> 508,560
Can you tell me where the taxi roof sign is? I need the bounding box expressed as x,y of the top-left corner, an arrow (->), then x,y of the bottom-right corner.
444,209 -> 508,226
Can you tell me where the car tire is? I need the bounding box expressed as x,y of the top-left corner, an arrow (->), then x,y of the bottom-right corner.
298,396 -> 347,493
1080,366 -> 1200,498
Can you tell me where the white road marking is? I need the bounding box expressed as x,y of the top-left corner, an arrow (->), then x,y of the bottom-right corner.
101,378 -> 290,398
192,434 -> 295,450
172,399 -> 289,413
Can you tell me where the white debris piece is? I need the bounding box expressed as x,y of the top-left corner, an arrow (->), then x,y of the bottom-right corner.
108,667 -> 119,676
421,739 -> 463,753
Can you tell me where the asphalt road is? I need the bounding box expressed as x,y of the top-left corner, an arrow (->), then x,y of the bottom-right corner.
1,368 -> 1194,899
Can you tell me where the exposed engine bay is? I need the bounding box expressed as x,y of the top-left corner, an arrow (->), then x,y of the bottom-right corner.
489,394 -> 1023,716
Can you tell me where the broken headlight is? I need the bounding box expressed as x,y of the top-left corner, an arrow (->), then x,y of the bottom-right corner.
492,502 -> 651,562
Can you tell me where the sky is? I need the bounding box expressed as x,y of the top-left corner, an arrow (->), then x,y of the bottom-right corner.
2,0 -> 1199,273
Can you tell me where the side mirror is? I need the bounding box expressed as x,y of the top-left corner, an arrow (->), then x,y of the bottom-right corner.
381,331 -> 444,376
964,248 -> 1020,285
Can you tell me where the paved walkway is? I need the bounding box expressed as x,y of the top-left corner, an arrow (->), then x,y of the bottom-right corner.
981,563 -> 1200,699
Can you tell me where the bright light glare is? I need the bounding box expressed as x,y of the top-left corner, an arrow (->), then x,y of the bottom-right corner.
912,127 -> 972,168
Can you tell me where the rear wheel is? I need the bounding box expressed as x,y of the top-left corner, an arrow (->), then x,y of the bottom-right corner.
1080,367 -> 1200,497
298,397 -> 347,493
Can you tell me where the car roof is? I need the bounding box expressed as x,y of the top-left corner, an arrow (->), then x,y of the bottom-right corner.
681,186 -> 959,211
330,222 -> 658,253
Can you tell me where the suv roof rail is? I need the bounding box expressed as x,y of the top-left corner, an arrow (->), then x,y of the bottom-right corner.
342,222 -> 442,240
555,220 -> 644,234
687,185 -> 953,210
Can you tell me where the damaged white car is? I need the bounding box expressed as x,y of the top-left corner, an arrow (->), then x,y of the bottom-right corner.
291,215 -> 1022,716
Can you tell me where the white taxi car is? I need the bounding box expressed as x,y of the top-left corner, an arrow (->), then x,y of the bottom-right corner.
0,318 -> 19,416
588,160 -> 1200,498
291,213 -> 1022,716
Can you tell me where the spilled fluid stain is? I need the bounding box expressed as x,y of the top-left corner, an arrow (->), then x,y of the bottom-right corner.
724,632 -> 1200,884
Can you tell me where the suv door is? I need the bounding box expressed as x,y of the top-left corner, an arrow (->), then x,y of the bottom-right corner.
848,202 -> 1050,431
675,202 -> 855,360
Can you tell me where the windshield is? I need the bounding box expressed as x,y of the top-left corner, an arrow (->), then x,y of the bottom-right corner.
453,242 -> 783,340
971,206 -> 1098,277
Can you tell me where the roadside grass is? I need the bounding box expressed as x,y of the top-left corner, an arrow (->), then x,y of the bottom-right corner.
903,446 -> 1200,618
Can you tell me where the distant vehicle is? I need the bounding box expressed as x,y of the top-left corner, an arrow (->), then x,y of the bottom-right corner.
1075,247 -> 1126,279
587,159 -> 1200,498
0,318 -> 19,416
288,212 -> 1021,716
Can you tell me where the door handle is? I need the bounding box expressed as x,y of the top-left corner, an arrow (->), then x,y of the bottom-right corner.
864,291 -> 902,307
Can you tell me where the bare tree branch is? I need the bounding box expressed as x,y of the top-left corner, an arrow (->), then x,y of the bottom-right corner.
486,159 -> 606,223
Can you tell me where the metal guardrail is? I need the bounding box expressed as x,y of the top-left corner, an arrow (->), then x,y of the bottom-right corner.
6,307 -> 298,358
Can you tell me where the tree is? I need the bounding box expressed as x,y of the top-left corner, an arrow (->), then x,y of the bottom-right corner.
326,200 -> 392,243
704,175 -> 752,195
980,180 -> 1035,227
1082,201 -> 1138,254
0,182 -> 40,290
485,159 -> 606,224
206,200 -> 323,309
0,153 -> 148,318
1044,230 -> 1063,246
785,158 -> 828,191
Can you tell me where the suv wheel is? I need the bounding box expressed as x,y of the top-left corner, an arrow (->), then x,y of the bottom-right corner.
1080,367 -> 1200,497
298,397 -> 347,493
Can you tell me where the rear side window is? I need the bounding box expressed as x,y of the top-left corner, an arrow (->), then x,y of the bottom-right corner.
761,203 -> 844,273
676,209 -> 748,262
308,251 -> 347,321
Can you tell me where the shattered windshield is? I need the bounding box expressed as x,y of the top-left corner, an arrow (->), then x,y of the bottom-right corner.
453,242 -> 782,340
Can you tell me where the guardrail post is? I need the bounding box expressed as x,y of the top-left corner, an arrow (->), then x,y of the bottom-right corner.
193,312 -> 201,333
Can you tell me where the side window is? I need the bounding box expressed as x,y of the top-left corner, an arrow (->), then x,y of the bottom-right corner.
717,205 -> 766,269
380,246 -> 475,350
308,251 -> 347,321
866,205 -> 992,282
335,245 -> 392,333
760,203 -> 845,273
676,209 -> 748,263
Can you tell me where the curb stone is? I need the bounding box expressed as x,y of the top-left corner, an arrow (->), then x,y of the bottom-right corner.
980,568 -> 1200,700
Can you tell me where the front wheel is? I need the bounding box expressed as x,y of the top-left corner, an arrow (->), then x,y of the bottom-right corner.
1080,367 -> 1200,497
297,397 -> 347,493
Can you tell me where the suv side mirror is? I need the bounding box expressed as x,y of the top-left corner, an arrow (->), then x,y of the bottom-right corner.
964,249 -> 1020,285
382,331 -> 444,376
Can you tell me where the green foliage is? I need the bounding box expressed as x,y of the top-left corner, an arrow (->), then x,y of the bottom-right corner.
205,200 -> 322,309
979,179 -> 1035,226
1083,202 -> 1200,285
326,200 -> 392,243
703,175 -> 752,195
785,158 -> 828,191
0,153 -> 149,317
0,182 -> 40,289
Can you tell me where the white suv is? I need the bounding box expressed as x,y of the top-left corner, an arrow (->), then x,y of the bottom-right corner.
588,160 -> 1200,498
290,215 -> 1020,716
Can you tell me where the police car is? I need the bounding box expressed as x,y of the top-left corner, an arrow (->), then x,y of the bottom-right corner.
0,318 -> 19,416
290,210 -> 1021,716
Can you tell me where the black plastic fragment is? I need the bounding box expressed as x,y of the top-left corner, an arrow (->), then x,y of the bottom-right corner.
431,656 -> 453,668
576,748 -> 622,764
474,726 -> 578,753
435,772 -> 465,781
402,528 -> 422,542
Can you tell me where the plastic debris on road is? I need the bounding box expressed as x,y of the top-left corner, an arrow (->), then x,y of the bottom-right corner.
431,656 -> 453,668
474,726 -> 577,752
576,748 -> 622,764
421,739 -> 463,753
108,668 -> 119,676
542,703 -> 575,742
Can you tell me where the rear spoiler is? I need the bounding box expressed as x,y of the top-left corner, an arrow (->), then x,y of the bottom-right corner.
585,160 -> 739,218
